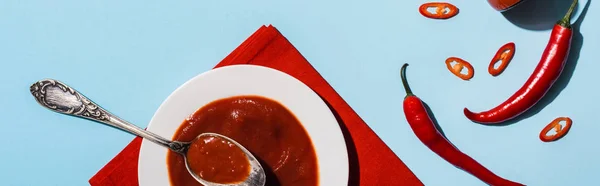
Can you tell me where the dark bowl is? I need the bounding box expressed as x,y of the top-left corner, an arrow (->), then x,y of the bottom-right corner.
487,0 -> 527,11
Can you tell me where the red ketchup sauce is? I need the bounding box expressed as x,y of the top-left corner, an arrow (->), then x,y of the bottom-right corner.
167,95 -> 318,186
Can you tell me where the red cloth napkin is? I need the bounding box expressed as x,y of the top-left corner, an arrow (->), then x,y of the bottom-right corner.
89,25 -> 423,186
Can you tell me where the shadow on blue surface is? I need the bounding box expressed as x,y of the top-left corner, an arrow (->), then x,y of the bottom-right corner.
423,102 -> 447,139
502,0 -> 583,31
493,0 -> 590,126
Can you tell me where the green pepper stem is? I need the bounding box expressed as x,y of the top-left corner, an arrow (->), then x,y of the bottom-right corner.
557,0 -> 579,28
400,63 -> 414,97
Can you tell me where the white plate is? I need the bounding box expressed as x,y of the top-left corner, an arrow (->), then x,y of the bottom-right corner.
138,64 -> 349,186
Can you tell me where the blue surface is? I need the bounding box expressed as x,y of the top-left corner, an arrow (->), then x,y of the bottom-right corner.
1,0 -> 598,185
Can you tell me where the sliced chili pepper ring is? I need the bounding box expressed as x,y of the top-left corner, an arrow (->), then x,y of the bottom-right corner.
539,117 -> 572,142
419,2 -> 459,19
445,57 -> 474,80
488,42 -> 516,76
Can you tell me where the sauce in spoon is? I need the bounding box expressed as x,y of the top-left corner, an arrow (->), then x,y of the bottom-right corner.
186,134 -> 251,184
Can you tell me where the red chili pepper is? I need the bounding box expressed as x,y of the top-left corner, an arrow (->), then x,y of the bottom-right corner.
445,57 -> 474,80
488,42 -> 516,76
419,2 -> 459,19
464,0 -> 578,124
540,117 -> 572,142
400,63 -> 524,186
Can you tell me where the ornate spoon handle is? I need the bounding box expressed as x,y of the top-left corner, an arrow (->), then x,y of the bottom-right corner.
29,79 -> 180,151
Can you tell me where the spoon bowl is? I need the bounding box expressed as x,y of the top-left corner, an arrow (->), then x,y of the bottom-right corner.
184,133 -> 266,186
29,79 -> 266,186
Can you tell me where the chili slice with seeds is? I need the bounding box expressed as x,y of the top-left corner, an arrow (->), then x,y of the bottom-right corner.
539,117 -> 572,142
445,57 -> 474,80
419,2 -> 459,19
489,42 -> 516,76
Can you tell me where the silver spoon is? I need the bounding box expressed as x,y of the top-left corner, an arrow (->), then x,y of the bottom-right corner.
29,79 -> 266,186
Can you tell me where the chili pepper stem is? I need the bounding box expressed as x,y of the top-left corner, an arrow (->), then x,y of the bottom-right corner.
557,0 -> 579,28
400,63 -> 415,98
